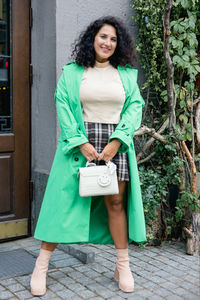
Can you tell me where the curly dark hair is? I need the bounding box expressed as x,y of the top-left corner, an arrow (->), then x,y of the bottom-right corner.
71,16 -> 137,68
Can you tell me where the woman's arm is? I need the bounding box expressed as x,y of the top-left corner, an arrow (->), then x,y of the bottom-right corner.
109,80 -> 145,153
55,72 -> 89,154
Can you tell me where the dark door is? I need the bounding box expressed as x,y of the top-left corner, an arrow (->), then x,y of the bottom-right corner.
0,0 -> 30,240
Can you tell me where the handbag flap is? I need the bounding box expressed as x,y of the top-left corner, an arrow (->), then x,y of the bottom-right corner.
79,165 -> 110,177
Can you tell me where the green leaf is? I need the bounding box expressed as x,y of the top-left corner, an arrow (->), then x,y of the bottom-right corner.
183,115 -> 188,124
180,99 -> 186,108
194,65 -> 200,72
182,54 -> 189,61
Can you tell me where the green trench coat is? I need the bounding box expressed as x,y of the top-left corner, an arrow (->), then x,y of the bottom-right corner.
34,62 -> 146,244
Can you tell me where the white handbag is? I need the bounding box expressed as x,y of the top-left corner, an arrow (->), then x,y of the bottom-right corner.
78,161 -> 119,197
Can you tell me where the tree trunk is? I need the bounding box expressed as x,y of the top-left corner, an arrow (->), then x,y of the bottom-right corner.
184,212 -> 200,255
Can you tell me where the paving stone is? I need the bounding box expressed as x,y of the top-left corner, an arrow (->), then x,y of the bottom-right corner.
48,271 -> 65,279
167,275 -> 183,284
160,281 -> 179,290
76,276 -> 96,286
90,263 -> 110,273
0,290 -> 14,299
74,265 -> 91,272
0,238 -> 199,300
124,295 -> 143,300
154,287 -> 173,297
68,270 -> 84,279
76,289 -> 96,298
7,283 -> 25,292
142,281 -> 159,291
174,287 -> 190,296
52,257 -> 80,267
165,295 -> 184,300
13,289 -> 32,299
0,278 -> 18,286
95,276 -> 113,285
56,288 -> 77,298
68,282 -> 87,292
108,296 -> 124,300
49,282 -> 65,292
190,287 -> 200,296
89,297 -> 104,300
147,296 -> 164,300
84,270 -> 102,279
0,285 -> 6,291
37,289 -> 57,299
95,288 -> 116,298
148,275 -> 166,284
57,276 -> 76,286
182,293 -> 200,300
135,289 -> 155,297
59,266 -> 74,273
50,253 -> 72,261
178,280 -> 196,290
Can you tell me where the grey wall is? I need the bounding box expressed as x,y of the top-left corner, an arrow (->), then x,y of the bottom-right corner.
31,0 -> 144,231
55,0 -> 143,139
31,0 -> 56,229
31,0 -> 57,174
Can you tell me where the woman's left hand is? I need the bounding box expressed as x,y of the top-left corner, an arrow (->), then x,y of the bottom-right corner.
98,139 -> 121,163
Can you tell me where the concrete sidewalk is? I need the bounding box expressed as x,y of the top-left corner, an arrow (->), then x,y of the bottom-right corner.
0,237 -> 199,300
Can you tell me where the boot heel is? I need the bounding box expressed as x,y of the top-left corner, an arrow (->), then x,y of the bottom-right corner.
114,267 -> 119,281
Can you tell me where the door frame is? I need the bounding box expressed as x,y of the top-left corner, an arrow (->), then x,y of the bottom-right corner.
0,0 -> 31,241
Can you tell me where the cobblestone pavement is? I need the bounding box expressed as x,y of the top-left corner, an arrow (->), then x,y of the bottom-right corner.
0,237 -> 199,300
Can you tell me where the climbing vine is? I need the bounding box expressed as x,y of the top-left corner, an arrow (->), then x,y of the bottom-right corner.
131,0 -> 200,246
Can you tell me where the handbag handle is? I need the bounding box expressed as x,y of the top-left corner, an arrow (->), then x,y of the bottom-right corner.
85,160 -> 116,174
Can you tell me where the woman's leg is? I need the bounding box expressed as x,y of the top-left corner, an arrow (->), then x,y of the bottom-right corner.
104,181 -> 128,248
41,241 -> 58,251
30,241 -> 58,296
104,181 -> 134,293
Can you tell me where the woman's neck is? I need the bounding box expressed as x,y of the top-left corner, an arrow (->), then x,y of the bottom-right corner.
94,60 -> 110,68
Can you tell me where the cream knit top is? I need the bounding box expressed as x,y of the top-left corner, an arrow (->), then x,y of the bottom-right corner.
80,60 -> 125,124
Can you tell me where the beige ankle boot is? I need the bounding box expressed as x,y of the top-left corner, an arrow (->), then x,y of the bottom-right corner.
30,248 -> 52,296
114,248 -> 134,293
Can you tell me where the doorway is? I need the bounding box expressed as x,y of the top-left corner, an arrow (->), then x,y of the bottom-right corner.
0,0 -> 30,240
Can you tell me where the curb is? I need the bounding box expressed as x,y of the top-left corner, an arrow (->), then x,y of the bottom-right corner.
57,244 -> 95,264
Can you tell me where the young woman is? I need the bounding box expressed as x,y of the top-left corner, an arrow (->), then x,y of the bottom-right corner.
30,16 -> 146,296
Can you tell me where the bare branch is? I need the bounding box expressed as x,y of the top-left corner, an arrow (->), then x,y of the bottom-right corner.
138,152 -> 156,165
184,227 -> 193,238
193,96 -> 200,106
136,118 -> 169,161
136,125 -> 168,144
181,140 -> 197,195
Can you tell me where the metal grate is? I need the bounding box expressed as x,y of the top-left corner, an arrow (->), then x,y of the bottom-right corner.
0,249 -> 52,280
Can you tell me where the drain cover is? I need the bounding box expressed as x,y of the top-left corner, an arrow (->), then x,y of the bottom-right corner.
0,249 -> 49,280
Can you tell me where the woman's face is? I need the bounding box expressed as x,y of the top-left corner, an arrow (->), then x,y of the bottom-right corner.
94,24 -> 117,63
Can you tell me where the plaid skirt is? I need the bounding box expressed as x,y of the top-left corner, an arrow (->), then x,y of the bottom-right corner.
84,122 -> 130,181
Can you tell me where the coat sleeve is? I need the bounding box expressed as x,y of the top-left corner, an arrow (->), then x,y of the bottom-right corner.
54,71 -> 88,154
109,69 -> 145,153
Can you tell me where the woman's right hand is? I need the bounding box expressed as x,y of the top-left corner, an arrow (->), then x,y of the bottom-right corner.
79,143 -> 99,162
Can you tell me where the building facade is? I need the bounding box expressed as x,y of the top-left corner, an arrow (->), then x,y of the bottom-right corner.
0,0 -> 144,241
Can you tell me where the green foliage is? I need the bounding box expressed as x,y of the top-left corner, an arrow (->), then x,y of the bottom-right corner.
131,0 -> 200,131
176,191 -> 200,222
139,137 -> 184,231
139,165 -> 168,228
131,0 -> 200,240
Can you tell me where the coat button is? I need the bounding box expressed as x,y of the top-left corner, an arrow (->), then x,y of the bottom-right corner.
74,157 -> 79,161
122,124 -> 125,128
